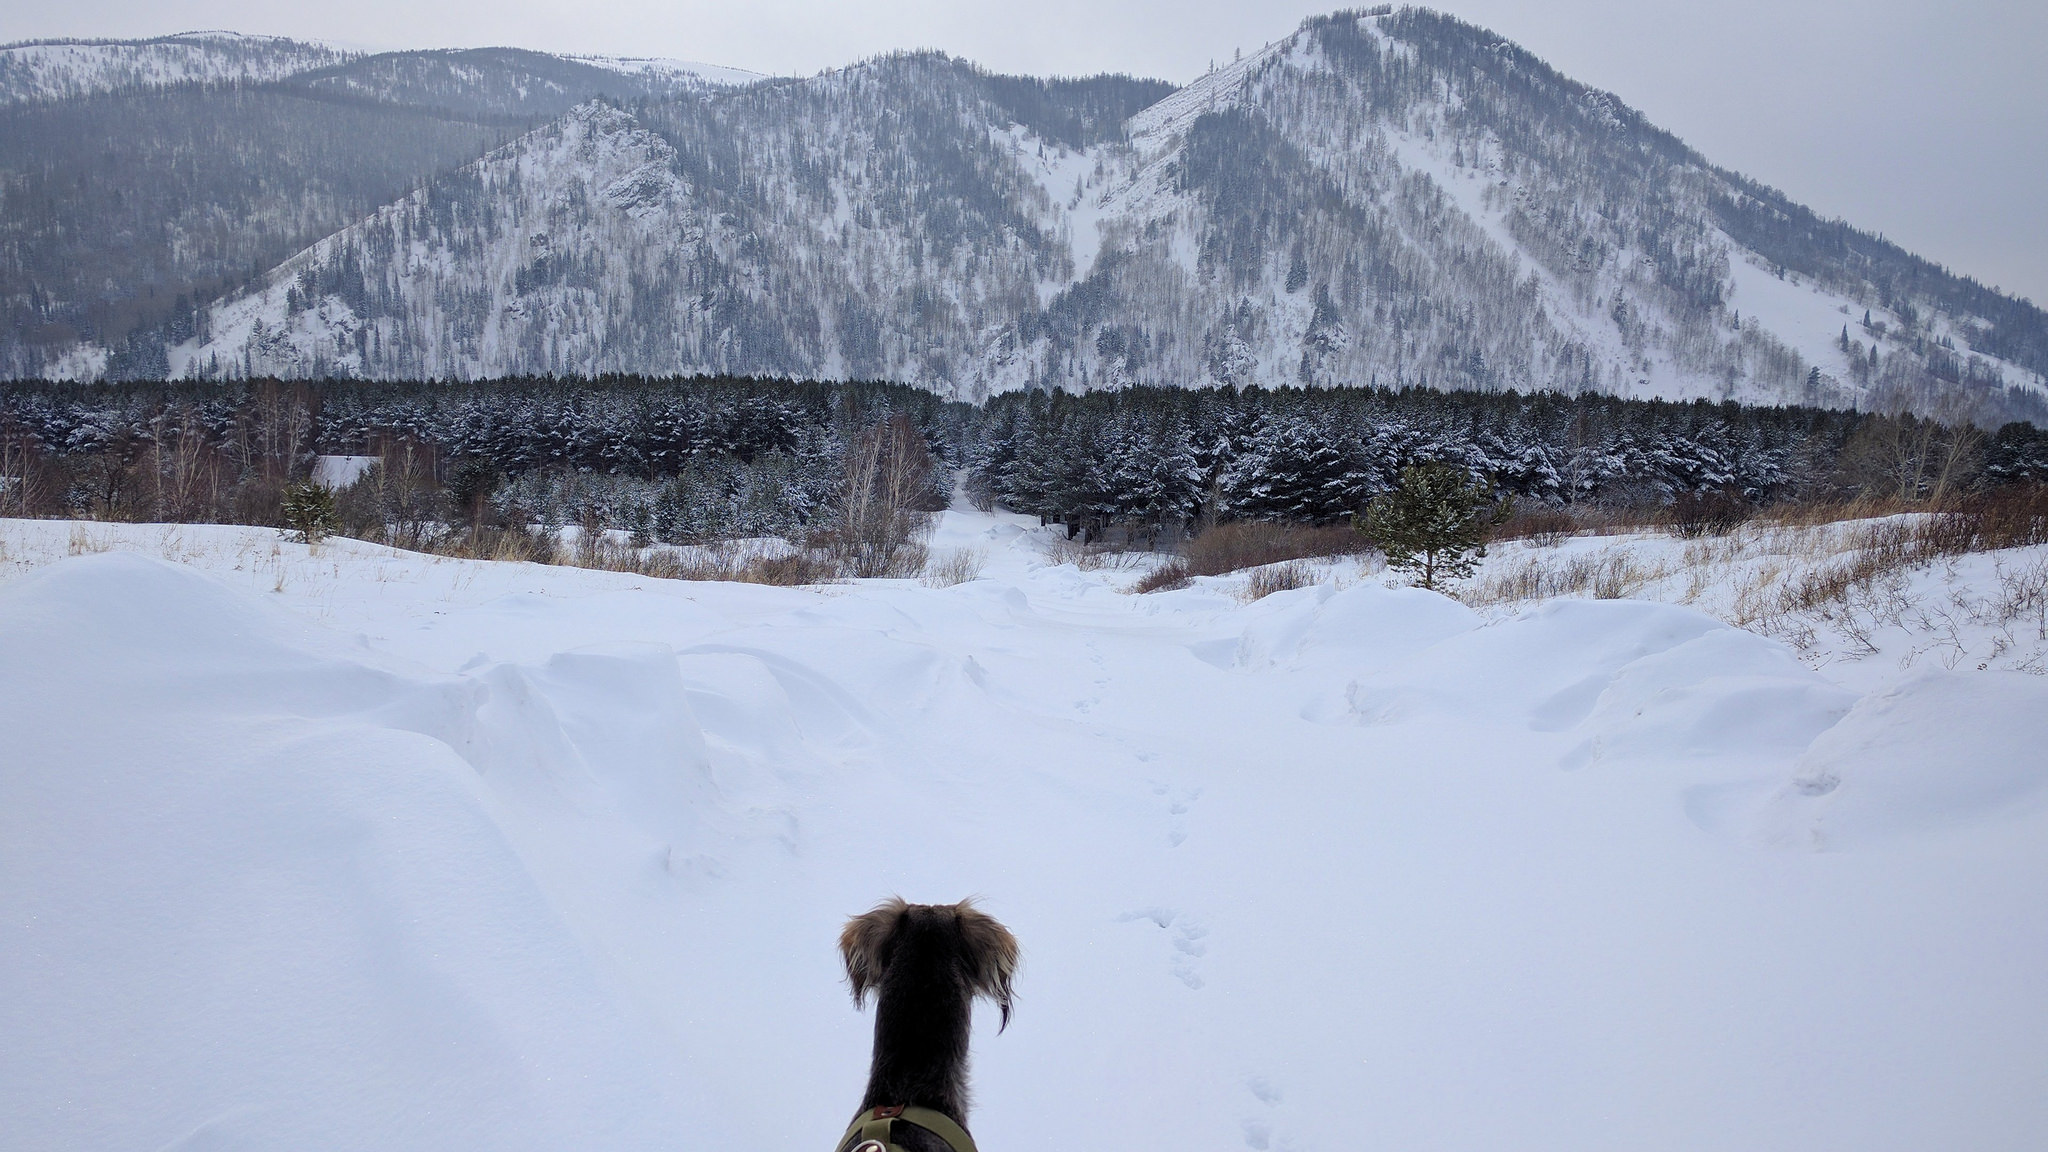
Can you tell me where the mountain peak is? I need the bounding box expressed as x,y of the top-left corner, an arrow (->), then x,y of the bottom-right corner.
6,11 -> 2043,421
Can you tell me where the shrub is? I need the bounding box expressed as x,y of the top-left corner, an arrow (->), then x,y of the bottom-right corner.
1182,521 -> 1368,576
923,546 -> 988,588
1668,489 -> 1753,538
1131,559 -> 1192,594
1242,561 -> 1313,601
1493,506 -> 1578,547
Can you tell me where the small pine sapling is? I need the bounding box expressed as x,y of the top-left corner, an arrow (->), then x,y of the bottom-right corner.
281,480 -> 337,544
1360,463 -> 1510,589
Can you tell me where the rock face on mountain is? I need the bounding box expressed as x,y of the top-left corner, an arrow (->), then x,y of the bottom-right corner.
7,10 -> 2046,420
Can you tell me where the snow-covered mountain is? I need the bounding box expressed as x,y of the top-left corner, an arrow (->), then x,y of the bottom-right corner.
0,31 -> 353,104
0,32 -> 764,107
12,10 -> 2048,421
0,36 -> 767,379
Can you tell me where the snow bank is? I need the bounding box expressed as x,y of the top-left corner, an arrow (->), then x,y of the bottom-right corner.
0,554 -> 710,1150
3,516 -> 2046,1150
1762,669 -> 2048,849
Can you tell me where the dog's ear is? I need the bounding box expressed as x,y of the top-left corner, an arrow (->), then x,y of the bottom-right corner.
954,901 -> 1019,1032
840,897 -> 908,1009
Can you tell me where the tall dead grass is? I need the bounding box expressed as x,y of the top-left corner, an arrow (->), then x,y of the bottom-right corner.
1130,559 -> 1192,594
1181,522 -> 1371,576
1044,535 -> 1151,571
922,546 -> 988,588
1129,520 -> 1369,595
1240,561 -> 1315,602
1470,548 -> 1669,604
567,535 -> 839,585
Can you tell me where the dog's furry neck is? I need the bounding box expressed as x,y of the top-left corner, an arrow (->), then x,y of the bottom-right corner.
858,915 -> 976,1123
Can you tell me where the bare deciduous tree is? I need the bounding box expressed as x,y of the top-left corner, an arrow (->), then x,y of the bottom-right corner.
827,414 -> 940,578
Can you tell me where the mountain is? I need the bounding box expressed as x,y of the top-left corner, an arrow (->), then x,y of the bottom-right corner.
0,31 -> 352,104
10,9 -> 2047,422
171,58 -> 1171,383
0,35 -> 763,378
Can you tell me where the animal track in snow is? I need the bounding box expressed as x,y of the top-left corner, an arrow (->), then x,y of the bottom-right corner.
1116,906 -> 1208,988
1241,1076 -> 1288,1150
1150,781 -> 1202,847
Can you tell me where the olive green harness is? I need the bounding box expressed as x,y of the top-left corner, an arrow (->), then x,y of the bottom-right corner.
835,1105 -> 978,1152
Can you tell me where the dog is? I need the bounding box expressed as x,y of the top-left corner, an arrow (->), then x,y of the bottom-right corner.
836,898 -> 1018,1152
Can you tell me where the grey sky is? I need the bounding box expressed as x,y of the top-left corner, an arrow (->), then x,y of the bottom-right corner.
7,0 -> 2044,305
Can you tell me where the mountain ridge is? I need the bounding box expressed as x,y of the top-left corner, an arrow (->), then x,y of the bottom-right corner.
6,8 -> 2044,423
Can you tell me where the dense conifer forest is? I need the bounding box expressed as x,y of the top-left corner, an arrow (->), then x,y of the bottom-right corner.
3,376 -> 2041,548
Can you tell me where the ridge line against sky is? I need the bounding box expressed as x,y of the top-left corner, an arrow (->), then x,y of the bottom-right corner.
4,0 -> 2044,305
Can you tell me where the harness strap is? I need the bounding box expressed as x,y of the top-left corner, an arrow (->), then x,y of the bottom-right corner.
836,1105 -> 980,1152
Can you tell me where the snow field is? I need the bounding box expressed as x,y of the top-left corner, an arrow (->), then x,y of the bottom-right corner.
2,510 -> 2046,1150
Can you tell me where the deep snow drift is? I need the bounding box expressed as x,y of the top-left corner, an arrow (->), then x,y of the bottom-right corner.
2,512 -> 2045,1151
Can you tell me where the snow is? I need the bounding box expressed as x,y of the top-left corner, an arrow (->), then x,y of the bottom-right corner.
3,511 -> 2045,1150
1761,668 -> 2048,850
563,54 -> 766,89
1723,250 -> 1871,378
311,455 -> 377,488
0,32 -> 351,104
0,34 -> 765,108
995,125 -> 1112,287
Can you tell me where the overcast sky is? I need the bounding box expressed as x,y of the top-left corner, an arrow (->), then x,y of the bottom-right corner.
7,0 -> 2044,304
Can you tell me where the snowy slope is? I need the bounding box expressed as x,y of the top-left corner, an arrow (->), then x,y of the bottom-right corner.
564,54 -> 766,90
3,513 -> 2045,1150
0,32 -> 353,103
171,103 -> 703,380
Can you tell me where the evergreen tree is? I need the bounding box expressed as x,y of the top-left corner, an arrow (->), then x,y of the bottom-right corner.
1362,463 -> 1503,589
281,479 -> 337,543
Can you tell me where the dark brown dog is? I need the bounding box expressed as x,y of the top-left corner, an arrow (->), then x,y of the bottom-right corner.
839,899 -> 1018,1152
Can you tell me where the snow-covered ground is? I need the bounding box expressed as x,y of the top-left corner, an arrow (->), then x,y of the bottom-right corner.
3,510 -> 2045,1150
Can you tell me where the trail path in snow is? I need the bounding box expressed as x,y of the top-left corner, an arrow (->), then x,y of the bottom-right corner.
3,512 -> 2045,1151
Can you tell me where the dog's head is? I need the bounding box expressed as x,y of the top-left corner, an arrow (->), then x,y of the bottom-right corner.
841,898 -> 1019,1030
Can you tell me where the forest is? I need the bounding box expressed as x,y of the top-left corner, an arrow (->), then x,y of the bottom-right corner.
2,376 -> 2041,557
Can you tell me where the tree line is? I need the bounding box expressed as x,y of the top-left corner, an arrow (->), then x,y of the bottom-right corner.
1,376 -> 2042,549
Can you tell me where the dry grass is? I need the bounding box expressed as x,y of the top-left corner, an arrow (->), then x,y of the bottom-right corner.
1687,490 -> 2046,661
1469,547 -> 1669,605
923,546 -> 988,588
1241,561 -> 1315,602
395,526 -> 842,586
421,525 -> 559,564
1490,506 -> 1580,548
1592,553 -> 1665,599
1181,521 -> 1371,576
66,524 -> 114,556
1043,535 -> 1151,571
1130,559 -> 1192,594
622,538 -> 839,586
